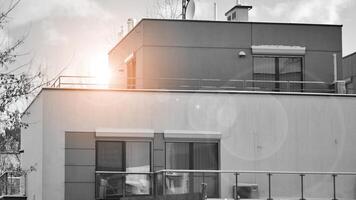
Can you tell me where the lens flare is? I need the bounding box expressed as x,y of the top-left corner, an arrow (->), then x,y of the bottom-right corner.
89,54 -> 111,88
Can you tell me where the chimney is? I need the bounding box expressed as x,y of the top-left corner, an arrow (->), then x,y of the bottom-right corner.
127,18 -> 136,32
225,1 -> 252,22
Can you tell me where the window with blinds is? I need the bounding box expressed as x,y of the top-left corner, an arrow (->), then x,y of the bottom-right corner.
253,56 -> 303,91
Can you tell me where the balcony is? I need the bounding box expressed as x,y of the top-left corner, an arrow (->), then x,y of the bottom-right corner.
0,172 -> 26,200
51,76 -> 338,94
95,170 -> 356,200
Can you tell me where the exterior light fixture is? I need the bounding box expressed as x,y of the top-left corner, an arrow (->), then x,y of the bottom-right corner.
239,51 -> 246,57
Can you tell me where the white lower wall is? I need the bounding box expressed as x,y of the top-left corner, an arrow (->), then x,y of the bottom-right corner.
21,94 -> 43,200
26,89 -> 356,200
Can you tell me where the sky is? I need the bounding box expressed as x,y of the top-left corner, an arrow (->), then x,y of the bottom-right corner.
1,0 -> 356,80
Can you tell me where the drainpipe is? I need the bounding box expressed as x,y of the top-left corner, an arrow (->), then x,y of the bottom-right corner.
333,53 -> 338,83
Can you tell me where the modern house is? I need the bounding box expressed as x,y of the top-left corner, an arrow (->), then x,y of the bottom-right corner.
7,2 -> 356,200
343,52 -> 356,93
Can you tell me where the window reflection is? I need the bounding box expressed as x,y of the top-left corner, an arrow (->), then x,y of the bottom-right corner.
165,142 -> 219,198
96,141 -> 151,199
253,56 -> 303,91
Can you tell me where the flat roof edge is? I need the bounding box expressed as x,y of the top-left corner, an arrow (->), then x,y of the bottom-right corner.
41,87 -> 356,98
138,18 -> 343,27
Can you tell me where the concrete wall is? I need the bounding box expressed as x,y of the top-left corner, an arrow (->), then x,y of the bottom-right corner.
343,52 -> 356,93
23,88 -> 356,200
21,94 -> 43,200
109,19 -> 342,89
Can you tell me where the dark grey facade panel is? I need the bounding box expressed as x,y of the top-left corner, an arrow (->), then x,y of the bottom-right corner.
153,149 -> 165,168
65,149 -> 95,166
153,133 -> 165,150
65,183 -> 95,200
65,166 -> 95,183
65,132 -> 95,149
65,132 -> 96,200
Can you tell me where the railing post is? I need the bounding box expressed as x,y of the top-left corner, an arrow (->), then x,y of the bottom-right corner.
233,173 -> 240,200
201,183 -> 208,200
300,174 -> 305,200
332,174 -> 337,200
163,171 -> 166,199
267,173 -> 273,200
58,76 -> 61,88
122,174 -> 126,198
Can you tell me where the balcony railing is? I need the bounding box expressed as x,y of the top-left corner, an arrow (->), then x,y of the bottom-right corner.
51,76 -> 337,93
95,170 -> 356,200
0,171 -> 26,197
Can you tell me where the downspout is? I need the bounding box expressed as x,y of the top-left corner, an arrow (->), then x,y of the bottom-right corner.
333,53 -> 338,83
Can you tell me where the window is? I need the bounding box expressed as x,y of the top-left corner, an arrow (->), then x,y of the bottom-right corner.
253,56 -> 303,91
96,141 -> 151,199
232,12 -> 237,20
127,57 -> 136,89
165,142 -> 219,198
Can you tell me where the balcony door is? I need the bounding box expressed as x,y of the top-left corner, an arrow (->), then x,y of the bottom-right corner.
96,141 -> 151,199
165,142 -> 219,198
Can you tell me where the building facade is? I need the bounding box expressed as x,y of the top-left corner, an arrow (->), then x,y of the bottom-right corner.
108,19 -> 342,92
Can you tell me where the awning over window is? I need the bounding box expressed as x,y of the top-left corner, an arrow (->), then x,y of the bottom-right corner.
164,130 -> 221,139
252,45 -> 306,55
95,128 -> 154,138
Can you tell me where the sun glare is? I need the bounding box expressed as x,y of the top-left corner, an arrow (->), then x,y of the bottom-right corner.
89,54 -> 111,88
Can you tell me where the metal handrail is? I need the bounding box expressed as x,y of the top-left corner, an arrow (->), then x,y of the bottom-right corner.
95,171 -> 153,175
50,75 -> 336,93
155,169 -> 356,175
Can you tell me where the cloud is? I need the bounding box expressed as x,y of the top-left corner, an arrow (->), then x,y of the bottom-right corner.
41,21 -> 68,46
264,0 -> 352,23
291,0 -> 351,23
6,0 -> 113,28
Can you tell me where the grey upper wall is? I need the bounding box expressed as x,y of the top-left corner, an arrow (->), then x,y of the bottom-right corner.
343,52 -> 356,78
343,52 -> 356,92
109,19 -> 343,86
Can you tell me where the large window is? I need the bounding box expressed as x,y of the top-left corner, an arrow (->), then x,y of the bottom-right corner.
253,56 -> 303,91
127,57 -> 136,89
165,142 -> 219,198
96,141 -> 151,199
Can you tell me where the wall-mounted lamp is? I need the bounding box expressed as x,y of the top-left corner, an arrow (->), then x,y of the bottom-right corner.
238,51 -> 246,57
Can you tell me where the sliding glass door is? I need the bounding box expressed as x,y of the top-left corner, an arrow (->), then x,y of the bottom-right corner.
165,142 -> 219,198
96,141 -> 151,199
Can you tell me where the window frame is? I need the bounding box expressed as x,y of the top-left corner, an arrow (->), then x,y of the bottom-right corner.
95,139 -> 153,172
252,55 -> 305,91
95,139 -> 153,199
